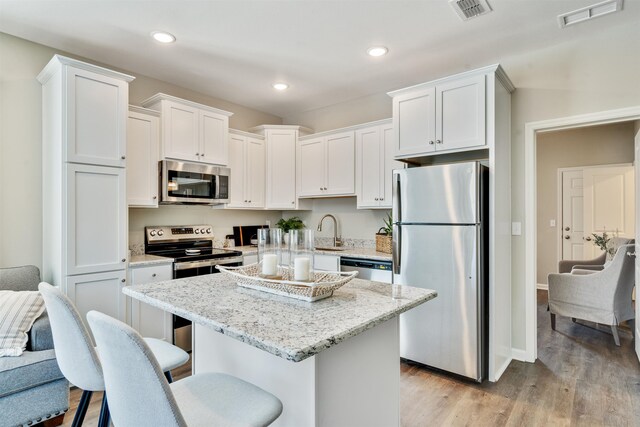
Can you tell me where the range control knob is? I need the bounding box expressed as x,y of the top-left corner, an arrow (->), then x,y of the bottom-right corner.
206,228 -> 212,234
195,229 -> 200,234
157,230 -> 164,236
150,230 -> 157,236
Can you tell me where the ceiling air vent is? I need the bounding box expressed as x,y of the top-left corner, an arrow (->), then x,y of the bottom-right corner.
557,0 -> 623,28
449,0 -> 492,21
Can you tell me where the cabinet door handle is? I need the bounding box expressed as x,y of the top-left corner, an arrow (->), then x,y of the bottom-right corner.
153,196 -> 157,200
121,279 -> 126,283
121,258 -> 126,262
375,198 -> 378,201
291,201 -> 295,205
436,140 -> 442,144
429,140 -> 434,145
196,153 -> 200,156
564,235 -> 570,240
380,197 -> 384,201
201,153 -> 205,157
121,156 -> 126,160
152,273 -> 157,277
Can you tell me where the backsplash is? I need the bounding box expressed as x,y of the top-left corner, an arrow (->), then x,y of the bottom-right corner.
314,237 -> 375,249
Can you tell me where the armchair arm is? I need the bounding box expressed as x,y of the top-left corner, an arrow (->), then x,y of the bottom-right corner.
558,252 -> 607,273
570,269 -> 599,275
27,311 -> 54,351
548,267 -> 617,310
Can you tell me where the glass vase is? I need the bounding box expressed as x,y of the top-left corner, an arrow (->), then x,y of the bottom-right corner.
257,228 -> 283,278
289,229 -> 314,282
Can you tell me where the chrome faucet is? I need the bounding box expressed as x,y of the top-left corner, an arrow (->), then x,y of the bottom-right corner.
317,214 -> 343,247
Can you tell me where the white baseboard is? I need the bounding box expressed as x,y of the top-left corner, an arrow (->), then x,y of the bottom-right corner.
512,348 -> 534,363
537,283 -> 548,290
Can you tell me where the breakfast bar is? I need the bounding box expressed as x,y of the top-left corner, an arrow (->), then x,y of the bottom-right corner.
124,274 -> 436,426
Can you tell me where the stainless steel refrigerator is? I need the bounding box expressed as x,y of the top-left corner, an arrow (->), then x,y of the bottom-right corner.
392,161 -> 488,382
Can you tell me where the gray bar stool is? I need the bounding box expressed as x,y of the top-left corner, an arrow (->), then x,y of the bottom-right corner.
38,283 -> 189,426
87,310 -> 283,426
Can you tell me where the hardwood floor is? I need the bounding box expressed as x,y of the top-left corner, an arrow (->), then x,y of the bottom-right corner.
63,290 -> 640,426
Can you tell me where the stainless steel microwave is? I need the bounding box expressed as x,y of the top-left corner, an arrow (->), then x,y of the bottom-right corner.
160,160 -> 230,205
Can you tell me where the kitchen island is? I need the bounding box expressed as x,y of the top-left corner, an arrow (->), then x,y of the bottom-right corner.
124,274 -> 436,426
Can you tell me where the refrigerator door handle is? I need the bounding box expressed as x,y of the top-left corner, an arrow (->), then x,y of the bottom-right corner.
392,224 -> 401,274
392,171 -> 401,223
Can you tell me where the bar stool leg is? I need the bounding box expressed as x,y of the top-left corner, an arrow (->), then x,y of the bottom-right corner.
164,371 -> 174,383
71,390 -> 93,427
98,393 -> 110,427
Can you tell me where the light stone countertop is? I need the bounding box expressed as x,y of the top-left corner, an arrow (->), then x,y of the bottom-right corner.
129,254 -> 174,267
124,274 -> 436,362
233,245 -> 392,262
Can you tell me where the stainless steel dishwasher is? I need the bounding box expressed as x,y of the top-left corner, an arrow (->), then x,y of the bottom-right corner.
340,257 -> 393,284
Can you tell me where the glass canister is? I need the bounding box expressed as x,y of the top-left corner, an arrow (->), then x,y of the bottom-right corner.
257,228 -> 283,278
289,229 -> 314,282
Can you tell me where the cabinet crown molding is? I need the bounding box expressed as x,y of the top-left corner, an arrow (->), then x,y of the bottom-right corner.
386,64 -> 514,97
249,124 -> 314,135
229,128 -> 265,139
128,105 -> 160,117
37,54 -> 135,85
298,118 -> 391,141
141,93 -> 234,117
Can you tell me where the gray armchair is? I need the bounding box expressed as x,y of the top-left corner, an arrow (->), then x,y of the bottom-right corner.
548,244 -> 636,346
0,266 -> 68,427
558,237 -> 634,274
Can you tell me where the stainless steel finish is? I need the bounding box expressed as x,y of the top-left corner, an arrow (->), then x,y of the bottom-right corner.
316,214 -> 343,247
393,163 -> 479,224
160,160 -> 230,205
173,256 -> 244,270
340,258 -> 392,284
392,162 -> 487,382
564,235 -> 570,239
146,225 -> 214,243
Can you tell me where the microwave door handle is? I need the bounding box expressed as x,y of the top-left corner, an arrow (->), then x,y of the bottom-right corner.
215,175 -> 220,200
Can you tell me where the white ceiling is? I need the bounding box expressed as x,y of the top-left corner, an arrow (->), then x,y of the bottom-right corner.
1,0 -> 639,118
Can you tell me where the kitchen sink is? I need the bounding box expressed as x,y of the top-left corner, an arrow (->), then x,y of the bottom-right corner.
316,246 -> 347,252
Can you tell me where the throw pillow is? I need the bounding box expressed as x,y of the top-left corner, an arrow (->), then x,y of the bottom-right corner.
0,291 -> 45,357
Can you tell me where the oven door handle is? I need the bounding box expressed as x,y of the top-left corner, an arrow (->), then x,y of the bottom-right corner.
173,256 -> 244,270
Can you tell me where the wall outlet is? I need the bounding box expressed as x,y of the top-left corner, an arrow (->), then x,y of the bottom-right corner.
511,222 -> 522,236
550,219 -> 556,227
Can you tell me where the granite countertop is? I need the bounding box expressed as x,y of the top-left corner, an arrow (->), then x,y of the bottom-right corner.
129,254 -> 174,267
124,274 -> 436,362
232,245 -> 392,262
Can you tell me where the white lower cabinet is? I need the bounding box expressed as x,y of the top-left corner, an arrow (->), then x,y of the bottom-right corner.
314,255 -> 340,272
65,270 -> 127,333
128,264 -> 173,342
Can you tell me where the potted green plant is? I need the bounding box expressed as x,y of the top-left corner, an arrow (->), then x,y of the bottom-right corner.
376,213 -> 393,254
276,217 -> 305,244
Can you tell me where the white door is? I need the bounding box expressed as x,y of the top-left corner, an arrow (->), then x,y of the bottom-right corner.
66,270 -> 127,335
129,264 -> 173,341
127,110 -> 159,207
246,137 -> 265,208
298,137 -> 326,197
200,110 -> 228,165
162,100 -> 199,162
266,130 -> 297,209
560,170 -> 585,260
66,66 -> 128,167
66,164 -> 127,275
435,75 -> 486,152
325,131 -> 355,196
381,124 -> 403,208
356,126 -> 382,208
634,128 -> 640,362
393,87 -> 436,157
583,165 -> 635,258
227,134 -> 246,207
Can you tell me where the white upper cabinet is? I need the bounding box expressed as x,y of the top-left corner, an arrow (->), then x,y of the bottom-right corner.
142,93 -> 232,166
356,121 -> 403,209
389,71 -> 487,159
66,163 -> 127,276
298,131 -> 355,198
226,130 -> 265,209
127,107 -> 159,207
37,57 -> 133,168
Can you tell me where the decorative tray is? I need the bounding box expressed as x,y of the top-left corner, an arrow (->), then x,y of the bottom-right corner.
216,263 -> 358,302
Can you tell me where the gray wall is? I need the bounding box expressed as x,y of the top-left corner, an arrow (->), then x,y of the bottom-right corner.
0,32 -> 282,269
536,122 -> 635,284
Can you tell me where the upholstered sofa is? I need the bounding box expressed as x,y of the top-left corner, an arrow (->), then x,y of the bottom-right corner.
0,266 -> 68,427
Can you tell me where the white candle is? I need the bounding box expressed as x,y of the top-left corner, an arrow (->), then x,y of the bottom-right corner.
294,256 -> 311,281
262,254 -> 278,276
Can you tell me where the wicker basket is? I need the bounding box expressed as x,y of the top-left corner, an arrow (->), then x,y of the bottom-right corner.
216,263 -> 358,302
376,233 -> 392,254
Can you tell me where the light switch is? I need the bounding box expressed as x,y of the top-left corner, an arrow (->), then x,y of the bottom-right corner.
512,222 -> 522,236
550,219 -> 556,227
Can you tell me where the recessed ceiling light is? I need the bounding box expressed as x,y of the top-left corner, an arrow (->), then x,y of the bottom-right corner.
151,31 -> 176,43
367,46 -> 388,57
272,83 -> 289,91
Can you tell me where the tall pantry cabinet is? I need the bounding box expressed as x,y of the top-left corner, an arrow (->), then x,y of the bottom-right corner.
38,55 -> 134,329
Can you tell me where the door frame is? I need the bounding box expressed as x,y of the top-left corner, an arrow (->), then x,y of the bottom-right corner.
523,105 -> 640,363
556,163 -> 632,274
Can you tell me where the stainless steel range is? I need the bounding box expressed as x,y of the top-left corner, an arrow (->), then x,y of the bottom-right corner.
144,225 -> 243,351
